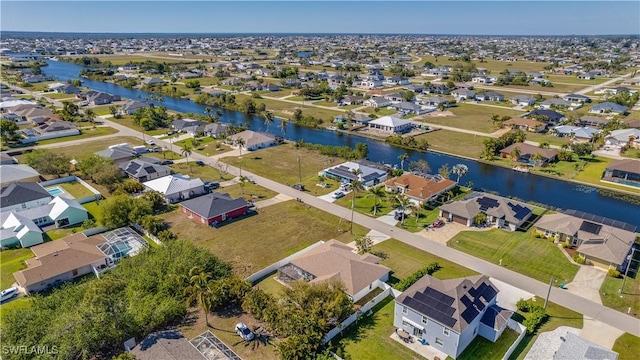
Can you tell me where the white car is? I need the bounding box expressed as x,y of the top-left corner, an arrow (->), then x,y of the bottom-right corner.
332,191 -> 345,199
146,139 -> 156,145
0,287 -> 18,302
235,322 -> 255,341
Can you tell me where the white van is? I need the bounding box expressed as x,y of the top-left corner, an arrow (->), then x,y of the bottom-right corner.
0,287 -> 18,302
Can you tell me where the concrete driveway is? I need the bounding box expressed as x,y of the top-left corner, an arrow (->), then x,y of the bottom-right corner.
566,265 -> 606,304
491,278 -> 535,311
318,189 -> 350,203
419,221 -> 489,245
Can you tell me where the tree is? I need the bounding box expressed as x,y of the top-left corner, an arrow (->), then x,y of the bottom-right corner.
355,236 -> 373,254
142,190 -> 167,214
23,149 -> 71,177
349,169 -> 364,234
398,153 -> 409,171
184,267 -> 215,327
408,159 -> 431,174
0,119 -> 19,142
234,137 -> 246,156
264,111 -> 274,131
391,194 -> 411,225
473,212 -> 488,226
531,153 -> 544,167
366,186 -> 386,216
510,146 -> 521,164
438,164 -> 451,179
84,108 -> 96,123
571,143 -> 594,157
181,143 -> 193,165
99,195 -> 134,228
451,163 -> 469,184
293,109 -> 303,122
59,101 -> 80,122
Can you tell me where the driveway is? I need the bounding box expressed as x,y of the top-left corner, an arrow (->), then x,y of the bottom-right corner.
581,317 -> 624,349
566,265 -> 606,304
418,221 -> 487,245
252,193 -> 292,209
491,278 -> 535,311
318,189 -> 350,203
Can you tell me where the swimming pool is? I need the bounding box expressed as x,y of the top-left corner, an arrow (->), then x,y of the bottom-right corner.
47,187 -> 65,196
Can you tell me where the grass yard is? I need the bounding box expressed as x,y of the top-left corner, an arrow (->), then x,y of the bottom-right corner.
89,104 -> 117,116
418,56 -> 550,74
522,132 -> 571,148
159,200 -> 369,277
26,136 -> 144,160
510,301 -> 584,360
169,162 -> 233,182
573,157 -> 640,194
448,228 -> 579,284
29,126 -> 118,146
312,100 -> 339,107
600,275 -> 640,319
42,92 -> 76,100
613,333 -> 640,360
457,328 -> 519,360
372,239 -> 478,284
108,115 -> 171,136
219,182 -> 279,202
0,248 -> 33,289
0,297 -> 32,324
83,201 -> 103,221
58,181 -> 97,198
419,103 -> 522,133
174,137 -> 232,156
253,272 -> 286,297
361,107 -> 398,117
414,129 -> 491,159
544,75 -> 610,86
222,144 -> 345,196
333,296 -> 427,360
235,94 -> 343,122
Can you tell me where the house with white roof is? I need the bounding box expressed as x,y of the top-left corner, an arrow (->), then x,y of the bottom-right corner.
605,129 -> 640,149
143,174 -> 205,203
368,116 -> 413,134
226,130 -> 277,151
320,161 -> 388,187
552,126 -> 601,143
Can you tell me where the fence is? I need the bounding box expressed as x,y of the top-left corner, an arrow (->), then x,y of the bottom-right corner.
131,223 -> 163,246
244,241 -> 326,283
39,175 -> 103,204
323,281 -> 401,344
502,319 -> 527,360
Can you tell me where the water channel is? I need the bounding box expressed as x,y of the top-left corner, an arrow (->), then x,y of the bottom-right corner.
41,60 -> 640,227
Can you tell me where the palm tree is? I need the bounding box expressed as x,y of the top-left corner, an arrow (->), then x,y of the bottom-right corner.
279,118 -> 288,137
204,106 -> 213,122
531,153 -> 544,167
510,147 -> 521,164
349,168 -> 364,234
366,186 -> 386,216
239,175 -> 249,195
451,163 -> 469,184
391,194 -> 411,225
264,111 -> 274,131
184,267 -> 214,327
84,108 -> 96,123
235,138 -> 246,156
181,143 -> 193,170
398,153 -> 409,171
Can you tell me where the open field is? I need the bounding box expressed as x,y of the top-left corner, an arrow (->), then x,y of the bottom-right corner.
41,92 -> 76,100
361,107 -> 398,116
14,136 -> 143,160
414,129 -> 491,159
76,54 -> 200,65
32,126 -> 118,146
107,115 -> 170,136
418,55 -> 551,73
418,103 -> 522,133
235,93 -> 343,122
545,75 -> 611,85
159,200 -> 369,278
448,228 -> 580,284
222,143 -> 345,196
0,248 -> 32,289
372,239 -> 478,283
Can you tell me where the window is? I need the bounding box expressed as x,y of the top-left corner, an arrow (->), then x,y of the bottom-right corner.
443,328 -> 450,336
369,283 -> 372,290
435,338 -> 443,346
422,316 -> 428,325
402,306 -> 407,314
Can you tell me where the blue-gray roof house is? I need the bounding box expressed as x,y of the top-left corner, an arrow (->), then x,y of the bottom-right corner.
320,162 -> 387,188
590,102 -> 628,115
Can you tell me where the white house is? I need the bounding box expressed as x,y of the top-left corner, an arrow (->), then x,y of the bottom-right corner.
0,182 -> 52,213
226,130 -> 277,151
364,97 -> 392,108
143,175 -> 206,204
320,162 -> 388,188
368,116 -> 413,134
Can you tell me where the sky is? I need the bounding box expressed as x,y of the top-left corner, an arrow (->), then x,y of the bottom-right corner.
1,1 -> 639,35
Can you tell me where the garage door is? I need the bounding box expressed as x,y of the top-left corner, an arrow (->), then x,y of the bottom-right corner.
452,214 -> 467,225
588,256 -> 612,270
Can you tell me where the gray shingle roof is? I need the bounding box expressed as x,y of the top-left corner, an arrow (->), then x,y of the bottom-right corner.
0,182 -> 51,208
180,192 -> 249,219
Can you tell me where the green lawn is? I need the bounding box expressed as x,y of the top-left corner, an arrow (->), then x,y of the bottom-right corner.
419,103 -> 522,133
332,296 -> 427,360
457,328 -> 519,360
57,181 -> 97,198
108,115 -> 170,136
414,129 -> 492,159
544,75 -> 610,85
448,228 -> 579,284
253,272 -> 286,297
219,182 -> 279,202
42,92 -> 76,100
159,200 -> 369,277
174,137 -> 232,156
169,162 -> 233,182
312,100 -> 339,107
0,297 -> 32,324
222,143 -> 345,196
510,301 -> 584,360
235,94 -> 343,122
83,201 -> 102,221
573,157 -> 640,194
613,333 -> 640,360
0,248 -> 33,289
522,132 -> 571,148
21,136 -> 144,160
372,239 -> 478,284
27,126 -> 118,146
600,245 -> 640,319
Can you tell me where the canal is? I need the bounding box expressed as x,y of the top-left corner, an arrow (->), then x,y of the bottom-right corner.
41,60 -> 640,227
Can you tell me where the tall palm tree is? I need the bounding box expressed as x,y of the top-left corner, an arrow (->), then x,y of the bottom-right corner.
451,163 -> 469,184
184,267 -> 214,327
531,153 -> 544,167
398,153 -> 409,171
510,147 -> 521,164
349,168 -> 364,234
366,186 -> 386,216
181,143 -> 193,170
239,175 -> 249,195
391,194 -> 411,225
235,138 -> 246,156
264,111 -> 274,131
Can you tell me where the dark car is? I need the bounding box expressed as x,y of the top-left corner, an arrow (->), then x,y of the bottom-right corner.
160,160 -> 174,165
292,183 -> 305,191
195,160 -> 205,166
204,181 -> 220,190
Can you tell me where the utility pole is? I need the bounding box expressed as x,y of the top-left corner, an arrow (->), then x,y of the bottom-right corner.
544,275 -> 555,310
620,247 -> 637,294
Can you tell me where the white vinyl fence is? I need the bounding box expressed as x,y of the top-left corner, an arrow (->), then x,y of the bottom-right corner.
502,319 -> 527,360
244,241 -> 326,283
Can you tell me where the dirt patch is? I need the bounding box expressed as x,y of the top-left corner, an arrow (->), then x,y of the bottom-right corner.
426,110 -> 455,117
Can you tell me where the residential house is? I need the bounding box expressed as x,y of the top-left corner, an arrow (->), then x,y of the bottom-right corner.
590,102 -> 628,115
385,76 -> 411,85
451,89 -> 476,101
328,74 -> 346,89
622,77 -> 640,86
55,84 -> 80,94
423,85 -> 450,95
509,95 -> 536,107
320,161 -> 388,188
540,98 -> 572,110
605,129 -> 640,149
9,104 -> 55,124
385,173 -> 456,205
391,102 -> 429,115
0,164 -> 41,185
143,174 -> 206,204
0,182 -> 52,213
578,116 -> 609,128
118,100 -> 149,115
1,196 -> 88,248
404,84 -> 424,93
171,118 -> 206,133
384,93 -> 407,104
124,159 -> 171,183
202,122 -> 228,138
360,79 -> 384,89
419,96 -> 451,107
596,87 -> 637,95
129,330 -> 209,360
534,210 -> 636,271
563,94 -> 592,104
227,130 -> 277,151
553,332 -> 619,360
13,227 -> 148,294
180,192 -> 250,226
364,97 -> 392,108
22,74 -> 53,83
19,120 -> 80,144
262,82 -> 280,91
440,192 -> 533,231
95,144 -> 138,167
368,116 -> 413,134
394,274 -> 511,359
341,95 -> 364,105
333,113 -> 372,126
277,239 -> 390,302
500,142 -> 558,166
472,76 -> 491,84
141,77 -> 165,86
577,72 -> 595,80
475,91 -> 504,102
525,109 -> 565,124
552,126 -> 601,143
85,91 -> 120,106
603,159 -> 640,188
0,153 -> 17,165
502,118 -> 546,132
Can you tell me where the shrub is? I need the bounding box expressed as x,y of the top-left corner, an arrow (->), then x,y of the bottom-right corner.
607,269 -> 621,278
561,242 -> 569,248
394,262 -> 441,291
533,232 -> 542,239
523,308 -> 547,334
573,253 -> 586,264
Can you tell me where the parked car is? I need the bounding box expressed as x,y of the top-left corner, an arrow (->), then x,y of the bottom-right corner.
167,130 -> 176,136
332,191 -> 345,199
432,219 -> 445,228
292,183 -> 305,191
160,160 -> 174,165
0,287 -> 18,302
146,139 -> 156,145
195,160 -> 205,166
235,323 -> 255,341
339,183 -> 351,191
148,147 -> 161,153
204,181 -> 220,190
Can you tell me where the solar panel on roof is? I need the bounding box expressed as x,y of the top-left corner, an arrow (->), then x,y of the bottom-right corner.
144,166 -> 157,174
413,293 -> 456,316
477,197 -> 499,211
509,203 -> 532,220
460,306 -> 479,324
479,285 -> 497,302
127,162 -> 141,172
580,221 -> 603,235
461,295 -> 472,307
423,287 -> 455,305
473,298 -> 486,311
403,297 -> 457,328
564,209 -> 637,233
